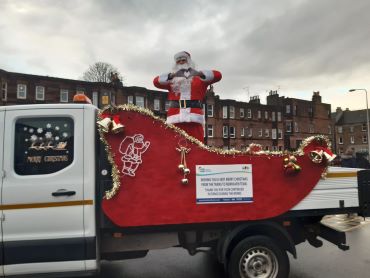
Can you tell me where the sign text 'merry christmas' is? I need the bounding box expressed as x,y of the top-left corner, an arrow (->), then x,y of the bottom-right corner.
27,155 -> 69,163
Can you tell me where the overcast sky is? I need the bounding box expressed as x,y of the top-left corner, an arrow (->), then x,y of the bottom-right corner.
1,0 -> 370,111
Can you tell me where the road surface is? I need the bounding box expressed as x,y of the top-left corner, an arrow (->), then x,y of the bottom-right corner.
98,217 -> 370,278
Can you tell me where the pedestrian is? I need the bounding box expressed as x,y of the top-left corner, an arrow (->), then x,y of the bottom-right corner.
356,152 -> 369,169
341,147 -> 357,168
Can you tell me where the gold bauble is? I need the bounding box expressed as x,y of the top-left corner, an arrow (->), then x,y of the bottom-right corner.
178,164 -> 185,170
183,168 -> 190,175
294,165 -> 302,172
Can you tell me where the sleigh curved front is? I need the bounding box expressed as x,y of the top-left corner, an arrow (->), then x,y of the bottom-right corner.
100,105 -> 330,228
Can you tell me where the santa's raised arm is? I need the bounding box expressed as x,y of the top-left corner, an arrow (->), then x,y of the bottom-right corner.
153,51 -> 222,141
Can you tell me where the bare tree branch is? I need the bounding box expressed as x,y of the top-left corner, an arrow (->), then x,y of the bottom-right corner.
82,62 -> 123,84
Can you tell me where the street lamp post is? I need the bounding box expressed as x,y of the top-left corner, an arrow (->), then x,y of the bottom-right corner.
349,88 -> 370,160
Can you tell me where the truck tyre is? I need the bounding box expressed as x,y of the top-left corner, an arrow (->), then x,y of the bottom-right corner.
228,235 -> 289,278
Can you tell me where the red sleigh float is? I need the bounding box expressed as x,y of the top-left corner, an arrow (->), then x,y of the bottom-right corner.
99,105 -> 334,228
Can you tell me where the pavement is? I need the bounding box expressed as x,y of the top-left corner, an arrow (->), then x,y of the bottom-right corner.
290,215 -> 370,278
321,214 -> 370,232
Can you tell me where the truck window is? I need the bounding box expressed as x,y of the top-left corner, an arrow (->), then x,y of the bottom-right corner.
14,117 -> 74,175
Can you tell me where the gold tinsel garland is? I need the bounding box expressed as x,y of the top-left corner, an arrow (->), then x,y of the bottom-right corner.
294,134 -> 333,179
98,104 -> 334,199
98,124 -> 122,199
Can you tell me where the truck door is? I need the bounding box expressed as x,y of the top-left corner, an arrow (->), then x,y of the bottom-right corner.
0,110 -> 5,276
1,108 -> 86,276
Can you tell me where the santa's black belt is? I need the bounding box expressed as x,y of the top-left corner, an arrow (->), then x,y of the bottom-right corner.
169,100 -> 203,109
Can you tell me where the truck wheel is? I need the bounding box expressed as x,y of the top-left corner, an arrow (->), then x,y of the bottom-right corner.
228,235 -> 289,278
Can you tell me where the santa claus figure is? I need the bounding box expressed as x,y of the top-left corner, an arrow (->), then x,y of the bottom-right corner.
153,51 -> 222,141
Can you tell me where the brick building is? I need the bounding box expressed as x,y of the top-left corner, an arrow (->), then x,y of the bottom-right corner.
332,107 -> 369,155
205,89 -> 284,151
0,68 -> 123,107
0,68 -> 168,117
123,86 -> 167,118
267,91 -> 333,150
1,68 -> 333,151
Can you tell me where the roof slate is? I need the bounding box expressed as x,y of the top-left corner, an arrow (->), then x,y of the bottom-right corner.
336,109 -> 369,124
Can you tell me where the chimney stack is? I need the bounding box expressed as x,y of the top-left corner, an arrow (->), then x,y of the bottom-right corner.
312,91 -> 322,103
335,107 -> 343,122
249,95 -> 260,104
266,90 -> 280,105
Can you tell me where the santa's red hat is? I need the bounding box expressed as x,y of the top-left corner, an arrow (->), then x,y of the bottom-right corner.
174,51 -> 191,62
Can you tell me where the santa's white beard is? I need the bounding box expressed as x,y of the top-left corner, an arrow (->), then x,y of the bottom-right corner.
172,60 -> 196,71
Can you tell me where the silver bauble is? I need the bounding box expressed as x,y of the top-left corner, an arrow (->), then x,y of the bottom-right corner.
181,178 -> 189,185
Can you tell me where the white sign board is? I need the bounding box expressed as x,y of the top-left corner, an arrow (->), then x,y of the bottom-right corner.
196,164 -> 253,204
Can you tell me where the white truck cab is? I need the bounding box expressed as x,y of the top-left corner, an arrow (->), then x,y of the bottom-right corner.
0,104 -> 97,276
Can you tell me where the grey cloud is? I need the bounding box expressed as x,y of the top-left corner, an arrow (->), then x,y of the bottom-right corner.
232,0 -> 370,78
1,0 -> 370,110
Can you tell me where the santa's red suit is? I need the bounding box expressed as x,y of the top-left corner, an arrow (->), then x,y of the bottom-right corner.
153,68 -> 222,141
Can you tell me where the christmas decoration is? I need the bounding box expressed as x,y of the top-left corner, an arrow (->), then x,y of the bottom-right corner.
181,178 -> 189,185
246,143 -> 263,154
97,116 -> 112,133
112,114 -> 124,134
153,51 -> 222,140
283,155 -> 301,175
97,105 -> 125,134
309,150 -> 323,164
176,143 -> 191,185
119,134 -> 150,177
299,135 -> 336,164
15,118 -> 73,175
98,105 -> 334,228
25,121 -> 69,151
